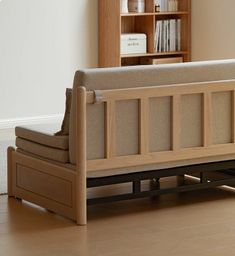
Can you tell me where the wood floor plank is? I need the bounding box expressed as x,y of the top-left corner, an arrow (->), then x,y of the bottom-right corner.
0,175 -> 235,256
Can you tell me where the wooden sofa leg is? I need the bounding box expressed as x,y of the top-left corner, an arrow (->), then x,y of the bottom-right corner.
76,170 -> 86,225
76,202 -> 86,225
7,147 -> 15,197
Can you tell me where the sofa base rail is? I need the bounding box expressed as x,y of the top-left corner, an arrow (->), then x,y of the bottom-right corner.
87,160 -> 235,187
8,148 -> 235,224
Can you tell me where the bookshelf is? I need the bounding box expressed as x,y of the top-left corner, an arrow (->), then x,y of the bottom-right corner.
98,0 -> 191,67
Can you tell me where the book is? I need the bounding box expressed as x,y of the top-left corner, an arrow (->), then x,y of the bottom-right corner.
154,18 -> 181,53
156,0 -> 179,12
177,19 -> 181,51
159,20 -> 163,52
160,0 -> 168,12
166,20 -> 170,51
168,0 -> 179,11
163,20 -> 167,52
169,19 -> 176,51
155,20 -> 161,51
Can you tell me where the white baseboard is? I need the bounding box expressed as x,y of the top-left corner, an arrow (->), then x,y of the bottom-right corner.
0,114 -> 63,130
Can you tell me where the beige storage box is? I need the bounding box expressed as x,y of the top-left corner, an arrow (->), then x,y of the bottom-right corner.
140,57 -> 183,65
121,33 -> 147,55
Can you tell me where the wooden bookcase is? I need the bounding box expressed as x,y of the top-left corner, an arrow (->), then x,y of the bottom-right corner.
98,0 -> 191,67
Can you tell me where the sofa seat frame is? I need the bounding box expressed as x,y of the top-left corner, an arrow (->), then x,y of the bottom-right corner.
8,148 -> 235,223
8,79 -> 235,225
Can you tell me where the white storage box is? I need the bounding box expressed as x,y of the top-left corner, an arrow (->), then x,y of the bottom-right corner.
121,33 -> 147,55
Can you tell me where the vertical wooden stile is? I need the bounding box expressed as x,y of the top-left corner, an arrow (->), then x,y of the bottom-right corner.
232,90 -> 235,143
99,0 -> 121,67
203,92 -> 212,147
76,87 -> 87,225
105,101 -> 116,158
172,95 -> 181,151
139,98 -> 149,155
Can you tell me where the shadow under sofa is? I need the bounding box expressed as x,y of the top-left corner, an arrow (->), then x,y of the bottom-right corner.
8,59 -> 235,225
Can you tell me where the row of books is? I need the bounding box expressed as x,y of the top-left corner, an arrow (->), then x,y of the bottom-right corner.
155,0 -> 179,12
154,19 -> 181,52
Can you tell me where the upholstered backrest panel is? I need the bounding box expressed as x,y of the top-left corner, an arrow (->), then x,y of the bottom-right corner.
86,103 -> 105,160
70,60 -> 235,164
181,94 -> 203,148
116,100 -> 139,156
149,96 -> 172,152
212,91 -> 232,144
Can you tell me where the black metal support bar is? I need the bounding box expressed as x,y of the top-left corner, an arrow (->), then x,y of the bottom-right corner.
200,172 -> 207,183
87,160 -> 235,188
87,177 -> 235,205
150,178 -> 160,191
222,169 -> 235,176
133,180 -> 141,194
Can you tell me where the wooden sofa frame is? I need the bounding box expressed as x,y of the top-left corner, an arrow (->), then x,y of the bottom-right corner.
8,79 -> 235,225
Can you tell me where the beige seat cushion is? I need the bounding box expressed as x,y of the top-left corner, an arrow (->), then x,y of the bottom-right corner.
16,124 -> 69,150
16,137 -> 69,163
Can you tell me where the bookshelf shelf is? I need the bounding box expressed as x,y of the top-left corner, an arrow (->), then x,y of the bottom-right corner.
155,11 -> 189,15
121,11 -> 189,17
99,0 -> 191,67
121,12 -> 154,16
121,51 -> 189,58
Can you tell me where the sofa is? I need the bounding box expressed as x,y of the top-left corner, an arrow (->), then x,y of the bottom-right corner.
8,59 -> 235,225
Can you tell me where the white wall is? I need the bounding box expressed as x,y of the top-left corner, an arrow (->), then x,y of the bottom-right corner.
1,0 -> 235,125
0,0 -> 98,123
192,0 -> 235,61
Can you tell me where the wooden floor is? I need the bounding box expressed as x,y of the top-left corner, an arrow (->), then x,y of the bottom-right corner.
1,177 -> 235,256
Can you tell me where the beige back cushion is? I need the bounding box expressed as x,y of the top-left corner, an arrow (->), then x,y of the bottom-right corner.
69,60 -> 235,165
55,88 -> 72,136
